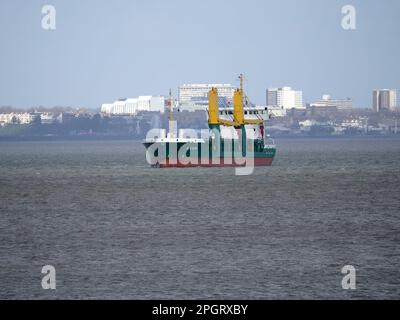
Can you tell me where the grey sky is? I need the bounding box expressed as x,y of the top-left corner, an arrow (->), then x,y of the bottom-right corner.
0,0 -> 399,109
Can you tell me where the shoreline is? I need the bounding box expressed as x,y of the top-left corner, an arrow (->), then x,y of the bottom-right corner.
1,134 -> 400,143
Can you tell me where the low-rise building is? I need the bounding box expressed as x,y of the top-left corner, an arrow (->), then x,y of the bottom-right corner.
40,113 -> 59,124
101,96 -> 165,115
0,112 -> 38,125
309,95 -> 353,110
266,106 -> 286,117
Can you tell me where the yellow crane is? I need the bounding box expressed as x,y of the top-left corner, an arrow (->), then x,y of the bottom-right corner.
208,87 -> 239,127
234,74 -> 264,126
208,74 -> 264,128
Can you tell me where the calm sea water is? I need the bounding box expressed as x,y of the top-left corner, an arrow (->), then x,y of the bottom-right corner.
0,138 -> 399,299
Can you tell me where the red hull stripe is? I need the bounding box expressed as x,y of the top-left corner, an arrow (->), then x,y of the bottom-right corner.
155,157 -> 273,168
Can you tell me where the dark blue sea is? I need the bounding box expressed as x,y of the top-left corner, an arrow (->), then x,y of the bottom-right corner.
0,138 -> 399,299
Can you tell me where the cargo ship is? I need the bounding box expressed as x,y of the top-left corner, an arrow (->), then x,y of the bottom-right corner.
143,75 -> 276,168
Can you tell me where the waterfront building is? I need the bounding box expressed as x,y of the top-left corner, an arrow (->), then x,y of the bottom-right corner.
101,96 -> 165,115
264,106 -> 286,117
100,103 -> 113,114
373,89 -> 397,112
266,87 -> 304,110
179,84 -> 235,104
178,95 -> 232,112
309,95 -> 353,110
0,112 -> 38,125
40,113 -> 59,124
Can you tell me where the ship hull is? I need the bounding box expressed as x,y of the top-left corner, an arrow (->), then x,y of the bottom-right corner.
143,141 -> 276,168
155,156 -> 274,168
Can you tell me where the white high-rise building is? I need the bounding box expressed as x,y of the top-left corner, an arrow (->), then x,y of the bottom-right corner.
373,89 -> 397,112
266,87 -> 304,110
179,84 -> 235,104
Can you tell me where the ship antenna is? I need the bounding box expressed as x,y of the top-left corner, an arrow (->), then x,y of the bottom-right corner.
169,89 -> 174,138
239,73 -> 245,106
239,73 -> 244,94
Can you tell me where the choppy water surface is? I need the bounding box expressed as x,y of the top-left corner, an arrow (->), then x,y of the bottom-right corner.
0,138 -> 399,299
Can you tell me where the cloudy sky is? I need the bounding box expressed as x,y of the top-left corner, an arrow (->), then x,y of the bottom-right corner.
0,0 -> 399,109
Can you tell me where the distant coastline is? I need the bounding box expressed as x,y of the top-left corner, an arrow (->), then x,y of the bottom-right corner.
1,107 -> 399,142
1,134 -> 400,143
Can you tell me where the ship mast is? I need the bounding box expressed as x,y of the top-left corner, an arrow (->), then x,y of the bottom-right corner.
169,89 -> 174,138
234,73 -> 263,125
239,73 -> 244,95
239,73 -> 246,107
